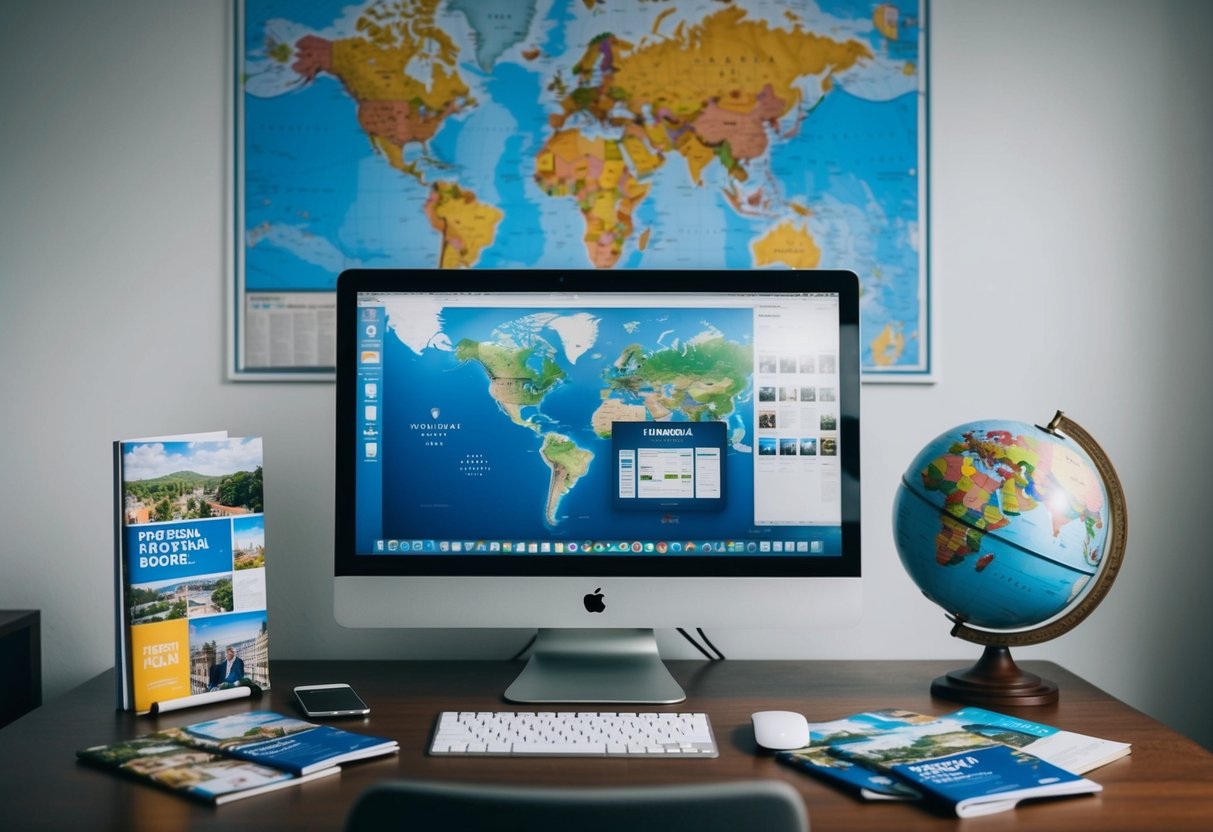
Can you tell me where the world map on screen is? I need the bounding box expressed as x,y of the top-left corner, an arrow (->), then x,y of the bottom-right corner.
240,0 -> 927,376
380,302 -> 753,534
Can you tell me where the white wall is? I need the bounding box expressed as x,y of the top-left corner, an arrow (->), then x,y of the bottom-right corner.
2,0 -> 1210,749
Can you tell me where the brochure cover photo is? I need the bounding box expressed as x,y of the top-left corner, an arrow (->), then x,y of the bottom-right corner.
942,706 -> 1131,774
821,710 -> 1100,817
779,742 -> 921,800
76,735 -> 338,805
779,707 -> 1124,815
175,711 -> 399,775
116,435 -> 269,712
778,715 -> 922,800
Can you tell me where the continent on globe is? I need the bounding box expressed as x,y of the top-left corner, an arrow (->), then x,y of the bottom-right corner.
290,0 -> 473,182
932,513 -> 987,568
1040,443 -> 1107,544
540,433 -> 593,527
920,429 -> 1105,570
455,338 -> 567,431
921,451 -> 1011,567
958,430 -> 1104,557
425,182 -> 504,268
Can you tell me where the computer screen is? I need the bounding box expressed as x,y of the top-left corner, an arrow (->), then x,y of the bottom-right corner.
334,268 -> 860,702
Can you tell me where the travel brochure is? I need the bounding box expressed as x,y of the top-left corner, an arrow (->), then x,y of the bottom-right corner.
179,711 -> 399,775
114,433 -> 270,713
78,711 -> 397,804
76,735 -> 338,805
778,707 -> 1129,817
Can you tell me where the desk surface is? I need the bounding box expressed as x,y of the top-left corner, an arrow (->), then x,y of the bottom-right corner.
4,659 -> 1212,831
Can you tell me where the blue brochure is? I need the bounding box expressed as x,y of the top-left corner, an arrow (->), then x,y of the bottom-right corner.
778,708 -> 1117,816
77,733 -> 341,805
178,710 -> 397,776
776,714 -> 921,800
942,706 -> 1130,774
828,714 -> 1101,818
778,745 -> 920,800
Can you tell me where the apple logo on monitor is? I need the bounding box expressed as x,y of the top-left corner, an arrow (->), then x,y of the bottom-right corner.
583,588 -> 605,613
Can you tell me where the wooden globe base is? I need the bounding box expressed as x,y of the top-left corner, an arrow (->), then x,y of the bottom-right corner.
931,645 -> 1059,707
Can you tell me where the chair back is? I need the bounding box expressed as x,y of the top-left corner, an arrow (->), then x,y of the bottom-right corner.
345,778 -> 809,832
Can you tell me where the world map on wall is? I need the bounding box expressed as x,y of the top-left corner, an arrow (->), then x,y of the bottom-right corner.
239,0 -> 928,377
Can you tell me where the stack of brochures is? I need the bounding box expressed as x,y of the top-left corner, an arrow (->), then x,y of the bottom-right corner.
78,711 -> 398,804
777,707 -> 1130,818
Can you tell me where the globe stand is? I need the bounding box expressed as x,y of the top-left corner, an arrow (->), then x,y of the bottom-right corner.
931,645 -> 1058,707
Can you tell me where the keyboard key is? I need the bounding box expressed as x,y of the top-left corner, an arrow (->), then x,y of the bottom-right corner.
514,742 -> 605,755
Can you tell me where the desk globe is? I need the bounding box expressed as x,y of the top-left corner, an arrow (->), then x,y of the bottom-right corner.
893,412 -> 1127,705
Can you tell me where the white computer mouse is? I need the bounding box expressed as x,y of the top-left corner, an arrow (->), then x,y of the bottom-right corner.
751,710 -> 811,750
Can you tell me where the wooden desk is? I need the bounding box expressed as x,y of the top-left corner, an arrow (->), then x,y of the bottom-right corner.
3,660 -> 1211,831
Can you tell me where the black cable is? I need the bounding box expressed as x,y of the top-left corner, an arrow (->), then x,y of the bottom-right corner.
696,627 -> 725,661
677,628 -> 723,661
677,628 -> 715,660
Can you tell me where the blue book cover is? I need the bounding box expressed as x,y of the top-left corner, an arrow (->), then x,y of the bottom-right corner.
176,711 -> 397,776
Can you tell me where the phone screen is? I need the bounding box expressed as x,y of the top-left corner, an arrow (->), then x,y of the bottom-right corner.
295,685 -> 369,715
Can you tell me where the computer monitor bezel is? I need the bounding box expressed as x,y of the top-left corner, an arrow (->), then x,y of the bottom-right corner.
334,268 -> 860,580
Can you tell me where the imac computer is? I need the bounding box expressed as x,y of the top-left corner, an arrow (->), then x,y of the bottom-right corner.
334,269 -> 861,703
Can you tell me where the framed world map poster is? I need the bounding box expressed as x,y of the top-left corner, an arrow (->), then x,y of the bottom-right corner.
231,0 -> 930,381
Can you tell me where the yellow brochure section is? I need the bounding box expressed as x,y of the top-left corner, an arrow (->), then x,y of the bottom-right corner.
129,619 -> 190,712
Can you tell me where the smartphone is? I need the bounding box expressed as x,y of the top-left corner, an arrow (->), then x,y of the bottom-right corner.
293,683 -> 370,717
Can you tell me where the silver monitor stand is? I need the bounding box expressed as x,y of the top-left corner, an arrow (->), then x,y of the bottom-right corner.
504,628 -> 686,704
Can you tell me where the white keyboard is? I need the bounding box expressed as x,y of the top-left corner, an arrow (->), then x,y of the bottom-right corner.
429,711 -> 719,757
